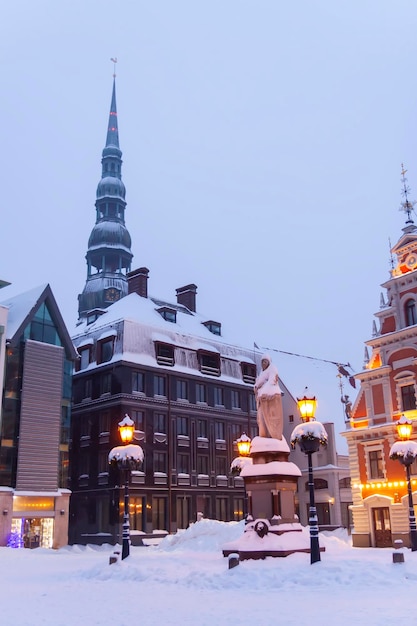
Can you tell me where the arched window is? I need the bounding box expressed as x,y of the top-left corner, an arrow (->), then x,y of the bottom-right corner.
305,478 -> 328,491
405,299 -> 417,326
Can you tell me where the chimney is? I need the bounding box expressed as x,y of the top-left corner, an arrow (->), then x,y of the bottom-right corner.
127,267 -> 149,298
176,284 -> 197,312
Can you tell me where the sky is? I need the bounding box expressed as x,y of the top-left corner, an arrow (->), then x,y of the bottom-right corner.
0,519 -> 415,626
3,1 -> 417,450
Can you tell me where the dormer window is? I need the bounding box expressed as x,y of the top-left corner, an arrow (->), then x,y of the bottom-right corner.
241,362 -> 256,384
155,342 -> 175,366
405,299 -> 417,326
157,307 -> 177,323
202,320 -> 221,336
198,350 -> 220,376
86,309 -> 107,325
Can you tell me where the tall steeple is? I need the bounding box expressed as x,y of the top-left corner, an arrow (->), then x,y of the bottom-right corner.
78,76 -> 133,319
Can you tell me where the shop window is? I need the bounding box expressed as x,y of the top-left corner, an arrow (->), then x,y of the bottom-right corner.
177,496 -> 191,530
233,498 -> 245,521
216,497 -> 228,521
129,497 -> 145,531
152,496 -> 167,530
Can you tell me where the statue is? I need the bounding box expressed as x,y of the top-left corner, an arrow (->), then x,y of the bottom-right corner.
341,394 -> 352,421
254,354 -> 284,439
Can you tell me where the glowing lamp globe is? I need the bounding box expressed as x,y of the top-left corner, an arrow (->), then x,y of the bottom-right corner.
236,433 -> 251,457
297,392 -> 317,422
396,415 -> 412,441
118,414 -> 135,444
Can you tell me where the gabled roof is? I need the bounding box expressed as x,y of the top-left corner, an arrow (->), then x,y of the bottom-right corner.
0,284 -> 77,359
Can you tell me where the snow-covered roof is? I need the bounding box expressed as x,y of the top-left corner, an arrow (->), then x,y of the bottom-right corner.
0,284 -> 47,339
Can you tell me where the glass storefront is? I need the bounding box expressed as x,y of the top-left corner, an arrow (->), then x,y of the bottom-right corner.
10,517 -> 54,549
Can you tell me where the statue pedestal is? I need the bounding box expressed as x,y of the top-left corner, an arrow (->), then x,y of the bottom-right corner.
223,436 -> 312,559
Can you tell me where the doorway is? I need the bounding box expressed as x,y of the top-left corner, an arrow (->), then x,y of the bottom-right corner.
372,507 -> 392,547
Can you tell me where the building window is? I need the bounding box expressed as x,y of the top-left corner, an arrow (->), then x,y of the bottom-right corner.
233,498 -> 245,521
157,307 -> 177,323
132,410 -> 144,432
401,384 -> 416,411
98,338 -> 114,364
152,496 -> 167,530
154,375 -> 167,397
129,496 -> 145,531
368,449 -> 385,480
177,453 -> 190,475
98,451 -> 109,474
339,477 -> 351,488
99,412 -> 110,434
154,451 -> 167,474
214,387 -> 224,406
289,414 -> 294,423
231,424 -> 242,443
155,342 -> 174,366
101,372 -> 112,395
176,379 -> 188,401
84,379 -> 92,399
197,455 -> 209,475
202,320 -> 221,336
216,456 -> 227,476
305,478 -> 328,491
197,419 -> 208,438
196,383 -> 207,403
177,416 -> 189,436
249,393 -> 256,412
154,413 -> 167,434
216,497 -> 228,521
177,497 -> 190,529
405,299 -> 417,326
231,390 -> 240,409
79,347 -> 91,370
215,422 -> 225,441
132,371 -> 145,393
241,362 -> 256,384
198,351 -> 220,376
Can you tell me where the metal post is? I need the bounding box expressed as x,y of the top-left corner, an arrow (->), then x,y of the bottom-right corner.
122,469 -> 130,560
405,464 -> 417,552
307,451 -> 321,564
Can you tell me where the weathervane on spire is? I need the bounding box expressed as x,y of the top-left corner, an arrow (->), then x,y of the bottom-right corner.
400,163 -> 416,225
110,57 -> 118,78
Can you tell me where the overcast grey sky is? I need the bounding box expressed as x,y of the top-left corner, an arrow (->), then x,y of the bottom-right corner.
2,1 -> 417,449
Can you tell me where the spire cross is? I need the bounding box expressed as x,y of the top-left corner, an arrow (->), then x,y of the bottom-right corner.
400,162 -> 416,224
110,57 -> 118,78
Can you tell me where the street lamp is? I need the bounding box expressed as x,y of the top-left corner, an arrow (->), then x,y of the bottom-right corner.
236,433 -> 251,457
290,392 -> 328,564
108,414 -> 144,560
389,415 -> 417,552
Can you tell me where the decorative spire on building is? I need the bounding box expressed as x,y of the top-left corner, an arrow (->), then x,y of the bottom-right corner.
78,71 -> 133,319
400,163 -> 417,231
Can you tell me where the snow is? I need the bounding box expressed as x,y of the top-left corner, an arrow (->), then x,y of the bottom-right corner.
290,420 -> 329,445
1,518 -> 417,626
108,444 -> 144,464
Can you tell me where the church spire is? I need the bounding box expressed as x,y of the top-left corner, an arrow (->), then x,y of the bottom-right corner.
400,163 -> 417,233
77,74 -> 133,320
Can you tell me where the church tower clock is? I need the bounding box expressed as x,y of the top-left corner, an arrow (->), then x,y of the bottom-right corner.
78,73 -> 133,319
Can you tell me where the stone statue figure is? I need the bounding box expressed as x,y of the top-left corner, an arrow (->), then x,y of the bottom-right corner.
341,394 -> 352,421
254,354 -> 284,440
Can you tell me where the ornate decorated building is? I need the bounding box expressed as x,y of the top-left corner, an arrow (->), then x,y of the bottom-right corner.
343,167 -> 417,548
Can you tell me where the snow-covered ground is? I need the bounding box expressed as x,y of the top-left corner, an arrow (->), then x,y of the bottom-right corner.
1,519 -> 415,626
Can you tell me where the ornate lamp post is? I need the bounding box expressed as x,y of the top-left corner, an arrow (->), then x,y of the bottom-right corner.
236,433 -> 251,457
389,415 -> 417,552
290,392 -> 327,564
109,415 -> 144,560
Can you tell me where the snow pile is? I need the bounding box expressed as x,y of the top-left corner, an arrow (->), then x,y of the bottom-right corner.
158,517 -> 245,552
